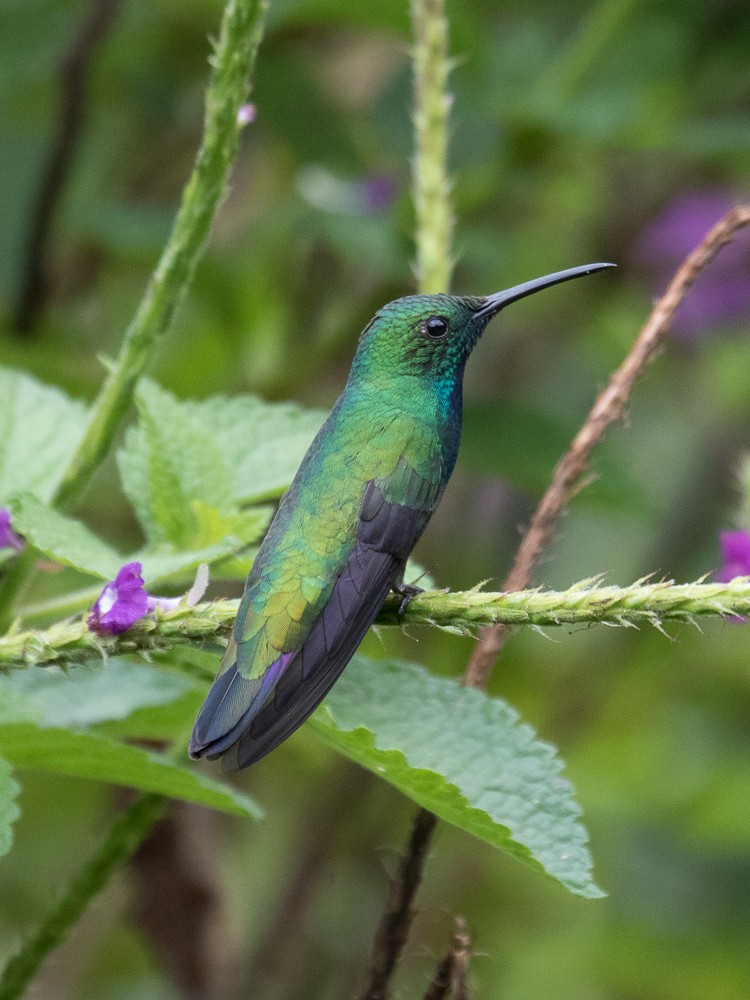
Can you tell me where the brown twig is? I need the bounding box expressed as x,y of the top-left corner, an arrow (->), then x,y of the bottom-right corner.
422,917 -> 471,1000
358,809 -> 438,1000
463,203 -> 750,689
13,0 -> 122,337
360,203 -> 750,1000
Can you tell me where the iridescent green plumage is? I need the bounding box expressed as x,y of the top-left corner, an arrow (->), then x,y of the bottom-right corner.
190,265 -> 613,770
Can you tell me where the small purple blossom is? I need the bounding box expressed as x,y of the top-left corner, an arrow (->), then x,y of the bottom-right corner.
237,102 -> 256,126
88,562 -> 149,635
0,508 -> 24,552
716,530 -> 750,582
88,561 -> 210,636
633,189 -> 750,339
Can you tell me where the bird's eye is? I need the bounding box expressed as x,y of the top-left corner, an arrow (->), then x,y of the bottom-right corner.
423,316 -> 449,339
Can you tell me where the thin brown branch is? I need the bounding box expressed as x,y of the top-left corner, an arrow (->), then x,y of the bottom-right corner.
463,203 -> 750,689
13,0 -> 122,337
358,809 -> 438,1000
422,917 -> 471,1000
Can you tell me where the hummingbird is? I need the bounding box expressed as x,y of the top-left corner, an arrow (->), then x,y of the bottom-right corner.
189,262 -> 613,771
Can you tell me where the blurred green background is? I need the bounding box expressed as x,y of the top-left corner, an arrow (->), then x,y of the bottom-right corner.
2,0 -> 750,996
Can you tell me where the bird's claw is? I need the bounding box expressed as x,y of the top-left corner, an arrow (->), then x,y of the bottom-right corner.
394,583 -> 424,622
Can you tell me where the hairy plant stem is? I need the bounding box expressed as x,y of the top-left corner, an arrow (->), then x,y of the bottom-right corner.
0,0 -> 268,629
3,579 -> 750,670
0,794 -> 165,1000
411,0 -> 453,294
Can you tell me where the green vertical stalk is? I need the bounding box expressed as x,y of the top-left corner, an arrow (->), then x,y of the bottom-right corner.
55,0 -> 268,513
359,4 -> 456,998
0,794 -> 165,1000
411,0 -> 454,295
0,0 -> 269,629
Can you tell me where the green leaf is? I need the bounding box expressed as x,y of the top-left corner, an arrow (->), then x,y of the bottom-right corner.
0,658 -> 198,730
8,494 -> 122,579
98,691 -> 206,743
311,656 -> 601,898
0,368 -> 88,505
7,494 -> 256,587
136,530 -> 266,585
96,648 -> 214,742
0,756 -> 21,859
117,380 -> 237,546
0,723 -> 262,819
117,382 -> 325,547
179,392 -> 326,503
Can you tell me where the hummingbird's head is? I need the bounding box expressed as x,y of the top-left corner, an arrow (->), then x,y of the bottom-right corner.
350,263 -> 615,385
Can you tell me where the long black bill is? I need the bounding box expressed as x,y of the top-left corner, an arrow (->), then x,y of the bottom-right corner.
476,262 -> 615,319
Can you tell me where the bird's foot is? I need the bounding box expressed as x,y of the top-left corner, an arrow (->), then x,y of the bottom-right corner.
393,582 -> 424,622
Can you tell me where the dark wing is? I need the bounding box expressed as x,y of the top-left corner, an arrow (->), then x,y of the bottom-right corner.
190,478 -> 431,772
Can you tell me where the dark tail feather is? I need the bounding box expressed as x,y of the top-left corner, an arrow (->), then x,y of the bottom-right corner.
221,544 -> 405,771
189,646 -> 293,760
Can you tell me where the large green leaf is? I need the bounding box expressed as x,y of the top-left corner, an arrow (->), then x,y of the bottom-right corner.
0,658 -> 198,730
117,380 -> 238,546
0,756 -> 20,860
176,392 -> 326,503
0,368 -> 88,505
311,656 -> 601,898
137,536 -> 263,585
0,723 -> 262,819
8,494 -> 122,579
8,493 -> 260,584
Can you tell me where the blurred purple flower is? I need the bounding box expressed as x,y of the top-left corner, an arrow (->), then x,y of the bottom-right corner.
296,164 -> 398,216
88,561 -> 209,636
361,173 -> 398,214
716,530 -> 750,582
633,189 -> 750,338
0,509 -> 24,552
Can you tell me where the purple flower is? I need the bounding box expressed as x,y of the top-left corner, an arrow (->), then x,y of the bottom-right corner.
87,561 -> 209,636
237,103 -> 256,126
0,508 -> 24,552
361,173 -> 398,214
88,562 -> 149,635
716,531 -> 750,582
296,165 -> 398,216
633,189 -> 750,339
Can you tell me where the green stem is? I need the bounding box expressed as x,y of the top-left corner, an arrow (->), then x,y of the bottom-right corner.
55,0 -> 267,512
411,0 -> 453,294
0,793 -> 165,1000
0,0 -> 269,629
3,579 -> 750,670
